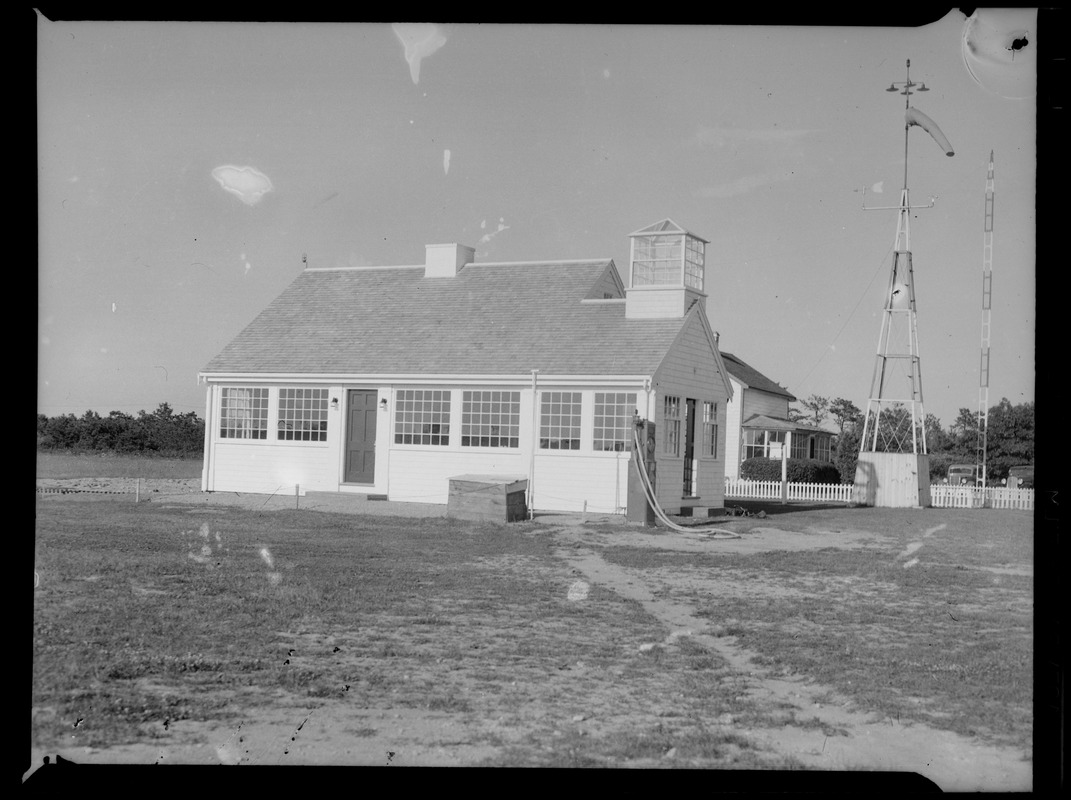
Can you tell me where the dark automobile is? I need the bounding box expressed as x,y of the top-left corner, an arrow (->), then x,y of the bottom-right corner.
1005,465 -> 1034,489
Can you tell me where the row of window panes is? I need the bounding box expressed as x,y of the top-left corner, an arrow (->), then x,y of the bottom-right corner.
662,396 -> 720,458
703,401 -> 719,457
395,389 -> 452,445
461,388 -> 520,449
663,396 -> 682,456
540,391 -> 582,450
278,388 -> 329,441
220,387 -> 328,442
220,387 -> 270,439
634,235 -> 683,262
791,435 -> 832,461
593,392 -> 636,452
743,429 -> 785,460
391,389 -> 636,451
633,260 -> 680,286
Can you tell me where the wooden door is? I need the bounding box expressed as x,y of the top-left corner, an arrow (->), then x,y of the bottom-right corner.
683,398 -> 697,497
345,390 -> 378,484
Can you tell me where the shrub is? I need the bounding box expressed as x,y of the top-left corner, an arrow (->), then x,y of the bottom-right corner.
740,457 -> 841,484
36,404 -> 205,457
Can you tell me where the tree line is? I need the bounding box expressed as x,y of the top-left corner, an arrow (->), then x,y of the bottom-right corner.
37,403 -> 205,457
37,396 -> 1035,480
790,394 -> 1035,484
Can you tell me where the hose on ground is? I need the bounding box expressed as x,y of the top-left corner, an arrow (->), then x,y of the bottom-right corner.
632,430 -> 741,539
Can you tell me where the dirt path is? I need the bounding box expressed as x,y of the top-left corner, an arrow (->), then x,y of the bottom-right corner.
549,523 -> 1032,792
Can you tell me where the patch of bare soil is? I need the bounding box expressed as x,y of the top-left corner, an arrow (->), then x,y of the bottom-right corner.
36,477 -> 201,496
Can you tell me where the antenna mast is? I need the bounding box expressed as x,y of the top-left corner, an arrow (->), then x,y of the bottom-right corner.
976,151 -> 995,486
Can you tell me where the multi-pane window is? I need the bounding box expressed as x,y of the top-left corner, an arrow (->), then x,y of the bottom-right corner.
632,234 -> 682,286
278,388 -> 329,441
220,387 -> 269,439
702,401 -> 718,457
631,232 -> 704,290
791,434 -> 809,460
663,396 -> 681,456
593,392 -> 637,452
684,236 -> 705,291
462,390 -> 520,448
815,436 -> 831,462
394,389 -> 451,446
540,392 -> 582,450
743,429 -> 785,461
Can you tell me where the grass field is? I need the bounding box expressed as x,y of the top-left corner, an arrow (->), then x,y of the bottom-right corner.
32,484 -> 1034,772
602,514 -> 1033,748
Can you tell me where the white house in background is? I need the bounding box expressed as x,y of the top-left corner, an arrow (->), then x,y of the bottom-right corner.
198,219 -> 734,515
721,352 -> 834,480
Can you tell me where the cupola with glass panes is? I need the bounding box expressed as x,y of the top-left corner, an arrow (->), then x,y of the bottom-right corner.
625,219 -> 708,319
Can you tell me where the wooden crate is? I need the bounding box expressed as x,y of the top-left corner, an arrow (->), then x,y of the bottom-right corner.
447,474 -> 529,523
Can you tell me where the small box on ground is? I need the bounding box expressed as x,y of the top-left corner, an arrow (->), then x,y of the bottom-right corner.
447,475 -> 529,523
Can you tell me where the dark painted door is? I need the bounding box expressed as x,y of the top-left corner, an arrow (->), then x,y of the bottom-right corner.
345,390 -> 378,484
683,398 -> 697,497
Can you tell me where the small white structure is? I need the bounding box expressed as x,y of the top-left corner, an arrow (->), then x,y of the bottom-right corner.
199,219 -> 734,516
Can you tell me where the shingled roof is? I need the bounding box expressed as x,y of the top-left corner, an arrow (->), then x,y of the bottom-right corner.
202,259 -> 696,377
720,352 -> 796,401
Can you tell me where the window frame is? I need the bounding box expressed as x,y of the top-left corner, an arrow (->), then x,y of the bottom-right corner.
663,395 -> 682,457
461,390 -> 521,449
702,401 -> 718,458
219,386 -> 269,440
539,391 -> 582,451
592,392 -> 638,453
393,389 -> 452,447
276,387 -> 330,443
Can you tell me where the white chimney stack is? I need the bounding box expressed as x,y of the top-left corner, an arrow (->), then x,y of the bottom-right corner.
424,243 -> 475,278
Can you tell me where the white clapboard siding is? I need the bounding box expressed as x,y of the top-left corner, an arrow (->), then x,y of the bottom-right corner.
210,441 -> 338,494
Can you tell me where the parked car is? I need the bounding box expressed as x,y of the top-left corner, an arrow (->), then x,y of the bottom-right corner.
946,464 -> 979,485
1004,465 -> 1034,489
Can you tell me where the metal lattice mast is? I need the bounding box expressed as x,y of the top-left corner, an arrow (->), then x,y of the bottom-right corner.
859,60 -> 936,457
976,151 -> 995,487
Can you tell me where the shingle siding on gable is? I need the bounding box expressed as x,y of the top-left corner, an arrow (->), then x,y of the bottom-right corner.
652,310 -> 728,512
584,263 -> 625,300
745,390 -> 790,421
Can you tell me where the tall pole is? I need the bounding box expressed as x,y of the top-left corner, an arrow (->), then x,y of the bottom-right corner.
977,151 -> 995,487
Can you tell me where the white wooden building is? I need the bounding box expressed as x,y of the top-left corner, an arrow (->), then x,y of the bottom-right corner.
199,219 -> 734,515
721,352 -> 834,480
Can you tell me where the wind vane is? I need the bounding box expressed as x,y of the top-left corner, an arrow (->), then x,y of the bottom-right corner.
854,60 -> 955,508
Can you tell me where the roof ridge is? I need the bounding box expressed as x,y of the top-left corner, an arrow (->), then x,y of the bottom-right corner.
467,258 -> 611,268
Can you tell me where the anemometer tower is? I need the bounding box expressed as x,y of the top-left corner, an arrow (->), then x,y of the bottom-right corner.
976,151 -> 995,487
854,60 -> 954,507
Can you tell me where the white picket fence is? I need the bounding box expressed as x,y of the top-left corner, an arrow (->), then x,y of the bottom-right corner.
724,478 -> 853,504
725,478 -> 1034,511
929,484 -> 1034,511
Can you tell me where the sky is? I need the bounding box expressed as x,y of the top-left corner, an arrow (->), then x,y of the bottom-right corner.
37,12 -> 1039,429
